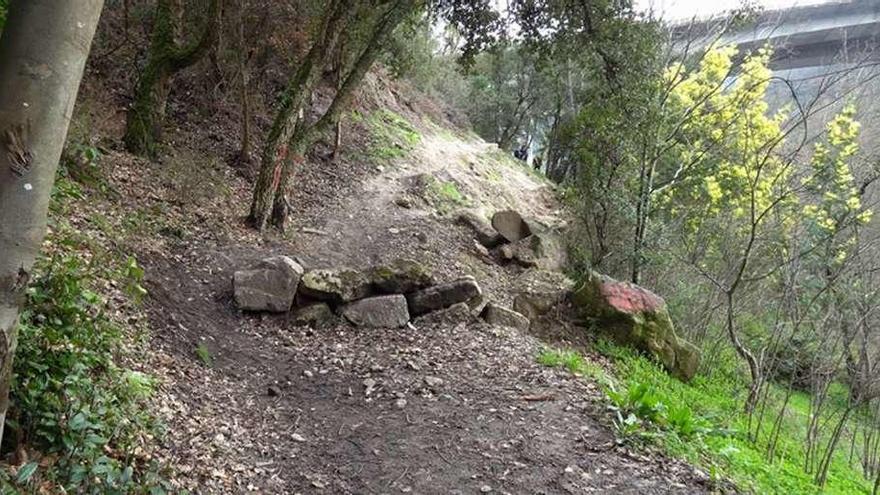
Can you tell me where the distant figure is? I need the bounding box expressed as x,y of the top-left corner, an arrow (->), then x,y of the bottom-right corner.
513,146 -> 528,162
533,156 -> 543,172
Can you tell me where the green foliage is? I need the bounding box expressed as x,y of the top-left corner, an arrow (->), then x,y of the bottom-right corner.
4,256 -> 166,494
195,344 -> 213,367
0,0 -> 7,32
536,347 -> 611,385
362,109 -> 421,163
802,104 -> 871,261
433,180 -> 464,203
423,176 -> 469,214
592,340 -> 874,494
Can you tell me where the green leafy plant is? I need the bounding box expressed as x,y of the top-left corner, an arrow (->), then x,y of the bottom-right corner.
5,256 -> 166,493
593,339 -> 874,494
122,256 -> 148,303
536,348 -> 611,385
195,343 -> 213,367
364,109 -> 421,163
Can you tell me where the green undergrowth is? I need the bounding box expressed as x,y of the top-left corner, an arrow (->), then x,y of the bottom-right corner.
422,175 -> 469,214
0,165 -> 171,493
538,342 -> 875,494
354,109 -> 421,164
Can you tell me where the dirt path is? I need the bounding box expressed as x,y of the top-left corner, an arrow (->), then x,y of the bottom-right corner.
136,129 -> 711,493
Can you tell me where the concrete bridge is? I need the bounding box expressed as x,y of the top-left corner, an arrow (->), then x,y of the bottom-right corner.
676,1 -> 880,74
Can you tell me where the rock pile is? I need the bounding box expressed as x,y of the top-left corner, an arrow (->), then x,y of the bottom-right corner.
232,256 -> 528,330
457,209 -> 567,271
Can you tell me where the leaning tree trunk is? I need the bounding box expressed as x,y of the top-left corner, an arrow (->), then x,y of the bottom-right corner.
0,0 -> 103,446
124,0 -> 219,157
266,0 -> 416,231
247,0 -> 350,230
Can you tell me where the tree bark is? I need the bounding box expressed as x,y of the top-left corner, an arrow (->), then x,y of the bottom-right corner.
0,0 -> 103,446
265,0 -> 416,231
237,0 -> 252,163
247,0 -> 350,230
124,0 -> 220,157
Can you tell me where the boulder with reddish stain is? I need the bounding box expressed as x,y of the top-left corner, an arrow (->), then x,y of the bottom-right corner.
573,271 -> 700,382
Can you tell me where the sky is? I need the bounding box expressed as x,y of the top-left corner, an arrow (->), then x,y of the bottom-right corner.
634,0 -> 832,21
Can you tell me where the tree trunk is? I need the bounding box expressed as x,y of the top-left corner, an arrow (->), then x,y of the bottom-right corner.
816,405 -> 853,487
247,0 -> 350,230
0,0 -> 103,446
631,157 -> 654,284
124,0 -> 220,157
726,291 -> 762,413
265,0 -> 415,230
331,37 -> 345,161
237,0 -> 251,162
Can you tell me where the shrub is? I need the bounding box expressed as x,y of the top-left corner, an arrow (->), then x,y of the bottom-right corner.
1,256 -> 166,493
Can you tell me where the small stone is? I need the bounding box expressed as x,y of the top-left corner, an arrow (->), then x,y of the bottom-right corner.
368,259 -> 434,294
414,302 -> 472,326
267,385 -> 281,397
480,485 -> 492,493
424,376 -> 444,388
292,433 -> 306,443
364,378 -> 377,396
303,370 -> 314,378
300,267 -> 372,303
395,398 -> 407,409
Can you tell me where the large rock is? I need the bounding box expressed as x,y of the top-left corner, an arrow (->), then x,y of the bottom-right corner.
456,210 -> 504,248
491,210 -> 532,243
480,302 -> 530,331
499,232 -> 567,271
406,276 -> 482,316
573,271 -> 700,382
341,295 -> 410,328
369,258 -> 434,294
512,270 -> 576,320
290,302 -> 338,328
414,302 -> 473,326
233,256 -> 303,312
299,268 -> 372,303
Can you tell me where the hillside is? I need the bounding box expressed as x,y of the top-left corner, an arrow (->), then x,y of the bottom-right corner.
44,71 -> 710,493
9,2 -> 880,494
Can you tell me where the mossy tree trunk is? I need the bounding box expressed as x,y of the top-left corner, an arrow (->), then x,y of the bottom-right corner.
251,0 -> 419,232
0,0 -> 103,446
124,0 -> 220,157
247,0 -> 351,230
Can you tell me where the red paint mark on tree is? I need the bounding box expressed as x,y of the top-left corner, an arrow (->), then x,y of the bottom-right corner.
271,162 -> 283,191
270,144 -> 288,191
599,281 -> 664,314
